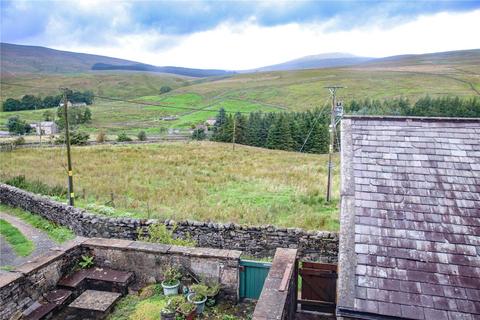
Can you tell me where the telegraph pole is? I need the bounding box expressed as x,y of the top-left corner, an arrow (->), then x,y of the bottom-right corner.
232,115 -> 236,151
325,86 -> 344,202
61,88 -> 75,206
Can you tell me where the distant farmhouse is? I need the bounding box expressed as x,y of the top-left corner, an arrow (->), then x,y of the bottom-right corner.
205,119 -> 217,126
161,116 -> 178,121
58,101 -> 87,107
30,121 -> 59,135
337,116 -> 480,320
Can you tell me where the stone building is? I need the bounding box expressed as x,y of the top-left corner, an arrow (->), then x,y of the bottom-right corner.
337,116 -> 480,320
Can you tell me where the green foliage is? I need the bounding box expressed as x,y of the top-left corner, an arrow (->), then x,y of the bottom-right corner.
162,266 -> 182,286
7,116 -> 32,135
86,203 -> 116,216
0,204 -> 74,243
0,219 -> 34,256
160,86 -> 172,94
55,131 -> 90,145
137,131 -> 147,141
211,109 -> 329,154
178,301 -> 195,314
117,132 -> 132,142
346,96 -> 480,118
138,224 -> 196,247
42,110 -> 54,121
191,127 -> 206,140
165,295 -> 185,312
56,105 -> 92,129
78,255 -> 94,269
189,284 -> 209,301
2,91 -> 93,112
4,175 -> 67,197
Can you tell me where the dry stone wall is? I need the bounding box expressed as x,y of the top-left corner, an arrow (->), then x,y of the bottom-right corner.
0,184 -> 338,261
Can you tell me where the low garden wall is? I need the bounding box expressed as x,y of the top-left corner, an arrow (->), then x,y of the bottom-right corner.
83,237 -> 241,300
0,238 -> 242,319
0,183 -> 339,261
252,248 -> 298,320
0,240 -> 84,320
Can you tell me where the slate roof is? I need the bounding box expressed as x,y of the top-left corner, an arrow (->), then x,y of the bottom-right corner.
337,116 -> 480,320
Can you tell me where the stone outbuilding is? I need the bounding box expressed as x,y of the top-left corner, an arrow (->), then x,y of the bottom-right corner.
337,116 -> 480,320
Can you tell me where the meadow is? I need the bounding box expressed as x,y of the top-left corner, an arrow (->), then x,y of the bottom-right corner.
0,142 -> 340,230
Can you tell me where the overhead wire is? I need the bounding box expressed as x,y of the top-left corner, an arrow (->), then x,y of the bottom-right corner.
298,95 -> 331,152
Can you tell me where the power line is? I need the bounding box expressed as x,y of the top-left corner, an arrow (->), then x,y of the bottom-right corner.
298,96 -> 331,152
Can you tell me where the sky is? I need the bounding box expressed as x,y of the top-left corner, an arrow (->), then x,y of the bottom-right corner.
1,0 -> 480,70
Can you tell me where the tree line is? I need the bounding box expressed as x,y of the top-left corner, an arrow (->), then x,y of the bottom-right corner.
207,108 -> 330,153
2,90 -> 94,112
346,96 -> 480,118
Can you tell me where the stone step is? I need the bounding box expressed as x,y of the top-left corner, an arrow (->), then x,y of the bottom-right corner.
57,267 -> 134,295
63,290 -> 122,320
23,289 -> 73,320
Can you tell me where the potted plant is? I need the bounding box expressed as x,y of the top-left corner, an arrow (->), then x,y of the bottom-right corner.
161,296 -> 184,320
161,266 -> 182,296
206,282 -> 221,306
187,284 -> 209,314
178,301 -> 196,320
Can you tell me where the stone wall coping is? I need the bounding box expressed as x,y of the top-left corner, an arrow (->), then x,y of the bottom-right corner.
0,271 -> 23,287
12,237 -> 86,275
252,248 -> 298,320
82,237 -> 243,260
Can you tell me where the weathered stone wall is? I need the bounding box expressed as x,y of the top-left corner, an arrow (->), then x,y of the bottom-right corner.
252,248 -> 298,320
84,238 -> 241,300
0,241 -> 83,320
0,184 -> 338,261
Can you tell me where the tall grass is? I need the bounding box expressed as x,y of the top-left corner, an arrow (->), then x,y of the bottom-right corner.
0,142 -> 340,230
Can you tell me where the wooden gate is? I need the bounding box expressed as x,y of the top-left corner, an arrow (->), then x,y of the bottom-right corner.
298,261 -> 337,313
239,259 -> 271,300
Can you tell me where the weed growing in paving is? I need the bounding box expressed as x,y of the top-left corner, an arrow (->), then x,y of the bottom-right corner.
0,219 -> 34,256
0,204 -> 74,243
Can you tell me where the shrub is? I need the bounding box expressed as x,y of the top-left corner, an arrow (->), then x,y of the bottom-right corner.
162,266 -> 182,286
189,284 -> 209,301
13,136 -> 25,146
138,224 -> 196,247
5,175 -> 67,197
96,131 -> 107,143
7,116 -> 31,135
117,133 -> 132,142
191,128 -> 206,140
137,131 -> 147,141
55,131 -> 90,145
86,203 -> 116,216
159,86 -> 172,94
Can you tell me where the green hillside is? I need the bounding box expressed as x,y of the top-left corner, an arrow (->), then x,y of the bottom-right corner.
1,49 -> 479,134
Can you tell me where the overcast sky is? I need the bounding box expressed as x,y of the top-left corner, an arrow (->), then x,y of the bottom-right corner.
1,0 -> 480,70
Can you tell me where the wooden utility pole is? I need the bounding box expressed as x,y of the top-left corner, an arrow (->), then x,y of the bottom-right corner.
325,86 -> 343,202
232,115 -> 236,150
61,88 -> 75,206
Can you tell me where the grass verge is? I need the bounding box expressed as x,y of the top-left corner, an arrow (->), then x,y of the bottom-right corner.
0,219 -> 34,256
0,204 -> 75,243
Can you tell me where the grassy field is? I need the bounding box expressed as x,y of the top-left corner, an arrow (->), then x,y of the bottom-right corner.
0,218 -> 34,256
0,142 -> 340,230
1,53 -> 479,134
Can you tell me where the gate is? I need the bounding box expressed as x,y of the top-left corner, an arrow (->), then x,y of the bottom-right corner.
239,259 -> 271,300
298,261 -> 337,313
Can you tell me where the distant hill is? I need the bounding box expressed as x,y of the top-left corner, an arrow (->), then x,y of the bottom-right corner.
250,53 -> 372,72
0,43 -> 235,78
91,63 -> 235,78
